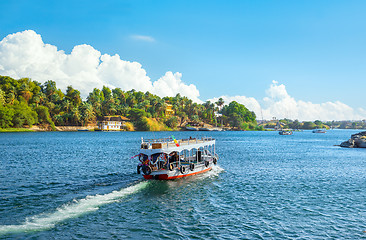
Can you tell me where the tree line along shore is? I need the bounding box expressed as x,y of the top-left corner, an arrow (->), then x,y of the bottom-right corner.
0,75 -> 364,132
0,75 -> 260,132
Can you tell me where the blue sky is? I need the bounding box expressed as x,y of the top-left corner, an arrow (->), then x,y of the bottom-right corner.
0,0 -> 365,120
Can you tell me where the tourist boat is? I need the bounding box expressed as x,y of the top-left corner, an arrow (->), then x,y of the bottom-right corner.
312,129 -> 326,133
135,137 -> 218,180
77,129 -> 89,131
279,129 -> 293,135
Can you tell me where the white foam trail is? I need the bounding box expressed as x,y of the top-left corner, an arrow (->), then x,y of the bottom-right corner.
0,181 -> 149,235
194,165 -> 225,180
212,165 -> 225,173
206,165 -> 225,177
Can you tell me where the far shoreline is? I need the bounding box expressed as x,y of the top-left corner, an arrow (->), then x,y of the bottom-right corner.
1,126 -> 364,133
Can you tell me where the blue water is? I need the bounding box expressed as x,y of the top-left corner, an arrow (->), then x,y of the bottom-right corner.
0,130 -> 365,239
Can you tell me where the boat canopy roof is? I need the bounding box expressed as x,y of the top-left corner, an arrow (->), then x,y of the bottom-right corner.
139,137 -> 215,155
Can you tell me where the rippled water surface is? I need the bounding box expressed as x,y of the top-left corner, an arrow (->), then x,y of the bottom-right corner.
0,130 -> 365,239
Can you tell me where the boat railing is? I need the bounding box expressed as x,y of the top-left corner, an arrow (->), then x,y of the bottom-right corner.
141,137 -> 174,144
141,136 -> 215,147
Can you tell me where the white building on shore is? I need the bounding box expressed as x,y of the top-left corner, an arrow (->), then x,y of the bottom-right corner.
97,116 -> 129,131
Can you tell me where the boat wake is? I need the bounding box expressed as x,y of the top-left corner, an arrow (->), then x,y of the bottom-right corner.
207,165 -> 225,176
193,164 -> 225,181
0,181 -> 149,235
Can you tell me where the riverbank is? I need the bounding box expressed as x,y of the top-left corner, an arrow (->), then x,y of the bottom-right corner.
0,128 -> 34,132
1,122 -> 226,132
0,125 -> 97,132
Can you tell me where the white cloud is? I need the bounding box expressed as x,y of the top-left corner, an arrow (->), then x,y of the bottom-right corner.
0,30 -> 200,102
97,54 -> 153,92
209,95 -> 261,114
209,80 -> 366,121
2,30 -> 364,121
130,35 -> 155,42
152,71 -> 202,103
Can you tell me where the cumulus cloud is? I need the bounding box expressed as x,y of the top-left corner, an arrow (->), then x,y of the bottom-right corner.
152,72 -> 202,103
209,95 -> 261,115
2,30 -> 364,121
210,80 -> 366,121
0,30 -> 200,101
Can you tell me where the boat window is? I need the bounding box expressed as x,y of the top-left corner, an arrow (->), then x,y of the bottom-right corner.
181,149 -> 189,159
179,150 -> 187,161
139,154 -> 148,161
168,151 -> 179,162
151,153 -> 163,163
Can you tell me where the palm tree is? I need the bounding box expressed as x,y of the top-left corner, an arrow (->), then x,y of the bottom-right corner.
137,100 -> 150,112
102,98 -> 116,116
156,99 -> 166,118
126,93 -> 136,107
70,107 -> 81,125
80,102 -> 95,126
19,83 -> 33,102
215,98 -> 224,126
215,98 -> 224,111
0,89 -> 5,105
6,92 -> 15,104
31,91 -> 46,107
66,86 -> 82,107
149,97 -> 159,117
135,91 -> 145,103
42,80 -> 57,99
54,114 -> 65,126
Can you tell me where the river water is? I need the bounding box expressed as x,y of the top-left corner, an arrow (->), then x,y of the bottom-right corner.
0,130 -> 365,239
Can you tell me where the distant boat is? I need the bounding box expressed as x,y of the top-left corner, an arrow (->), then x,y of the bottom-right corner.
78,129 -> 89,131
312,129 -> 326,133
198,127 -> 211,131
279,129 -> 293,135
185,127 -> 198,131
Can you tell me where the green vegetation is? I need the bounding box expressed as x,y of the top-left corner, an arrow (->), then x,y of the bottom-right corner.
324,120 -> 366,129
263,118 -> 330,130
0,128 -> 34,132
165,116 -> 179,129
0,75 -> 260,131
2,75 -> 365,132
221,101 -> 256,130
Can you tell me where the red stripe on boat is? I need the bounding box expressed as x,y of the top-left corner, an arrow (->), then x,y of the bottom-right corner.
143,167 -> 212,180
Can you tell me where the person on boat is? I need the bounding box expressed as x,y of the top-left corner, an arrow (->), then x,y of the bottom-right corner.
168,152 -> 179,167
157,153 -> 168,169
139,154 -> 149,163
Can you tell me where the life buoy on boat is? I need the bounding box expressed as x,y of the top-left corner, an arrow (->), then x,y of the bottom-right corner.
189,163 -> 195,171
180,166 -> 186,174
213,157 -> 217,165
205,161 -> 209,167
142,165 -> 152,175
169,163 -> 174,171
